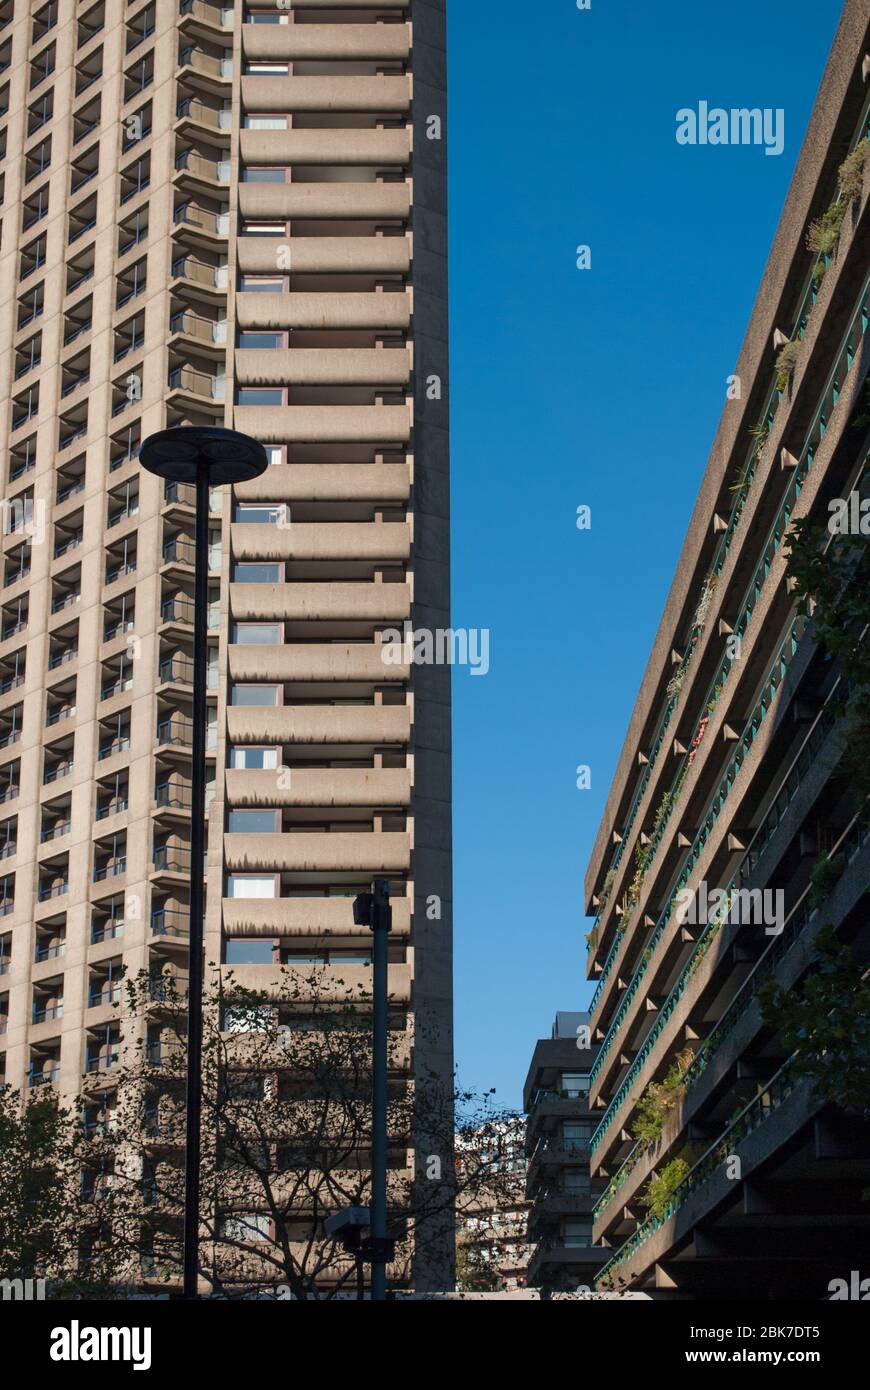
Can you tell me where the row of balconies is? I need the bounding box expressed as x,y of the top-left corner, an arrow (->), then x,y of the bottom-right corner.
586,181 -> 870,987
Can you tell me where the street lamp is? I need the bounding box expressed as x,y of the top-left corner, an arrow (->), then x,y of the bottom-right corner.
353,878 -> 394,1301
141,426 -> 268,1299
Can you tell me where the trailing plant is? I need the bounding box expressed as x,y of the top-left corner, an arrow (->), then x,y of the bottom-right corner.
631,1048 -> 695,1146
599,866 -> 617,910
806,138 -> 869,265
808,853 -> 844,909
639,1157 -> 690,1220
759,927 -> 870,1116
785,514 -> 870,811
774,338 -> 802,393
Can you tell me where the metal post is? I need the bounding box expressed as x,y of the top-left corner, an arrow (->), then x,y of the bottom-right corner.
140,427 -> 269,1302
182,464 -> 210,1300
370,878 -> 391,1301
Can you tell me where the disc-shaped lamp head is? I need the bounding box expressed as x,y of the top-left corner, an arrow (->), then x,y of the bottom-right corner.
140,426 -> 269,486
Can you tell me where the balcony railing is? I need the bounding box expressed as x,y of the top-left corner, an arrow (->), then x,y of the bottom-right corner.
589,269 -> 870,996
93,857 -> 127,882
151,907 -> 190,938
595,1062 -> 800,1289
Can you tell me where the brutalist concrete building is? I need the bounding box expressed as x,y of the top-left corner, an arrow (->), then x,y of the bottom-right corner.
583,2 -> 870,1298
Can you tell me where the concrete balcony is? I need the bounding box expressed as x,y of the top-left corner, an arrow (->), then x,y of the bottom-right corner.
234,348 -> 411,388
229,581 -> 411,623
233,463 -> 410,504
226,703 -> 410,748
237,182 -> 410,223
228,642 -> 407,684
222,894 -> 411,939
236,292 -> 411,332
225,766 -> 411,808
233,404 -> 411,445
231,520 -> 410,562
239,127 -> 410,167
237,235 -> 410,277
223,830 -> 411,874
241,21 -> 411,62
240,75 -> 411,113
225,961 -> 411,1005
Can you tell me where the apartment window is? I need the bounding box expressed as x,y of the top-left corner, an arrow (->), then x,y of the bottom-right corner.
32,1 -> 58,43
244,63 -> 289,75
70,144 -> 99,194
239,222 -> 286,238
229,747 -> 279,769
241,167 -> 285,183
126,4 -> 155,52
225,940 -> 273,964
22,187 -> 49,232
238,275 -> 285,293
230,686 -> 280,710
236,388 -> 284,407
60,351 -> 90,400
238,332 -> 284,349
0,816 -> 16,860
219,1214 -> 270,1242
244,115 -> 287,130
78,2 -> 105,47
227,810 -> 278,834
119,153 -> 150,203
75,46 -> 103,96
563,1221 -> 593,1248
27,92 -> 53,135
107,480 -> 139,528
19,234 -> 46,281
10,436 -> 37,482
14,334 -> 41,379
562,1169 -> 590,1194
25,138 -> 51,183
227,875 -> 276,899
124,52 -> 153,99
231,623 -> 281,645
12,387 -> 39,431
55,454 -> 86,505
114,312 -> 145,361
73,95 -> 101,145
122,101 -> 151,149
233,502 -> 283,524
560,1072 -> 590,1099
66,248 -> 96,296
30,42 -> 56,90
232,563 -> 281,583
118,207 -> 148,256
116,257 -> 147,308
68,195 -> 98,245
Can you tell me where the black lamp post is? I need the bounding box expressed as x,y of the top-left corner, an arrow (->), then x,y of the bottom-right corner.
353,878 -> 394,1300
141,426 -> 268,1299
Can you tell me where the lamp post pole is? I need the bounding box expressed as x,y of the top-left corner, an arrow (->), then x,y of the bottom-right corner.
369,877 -> 391,1301
141,427 -> 267,1300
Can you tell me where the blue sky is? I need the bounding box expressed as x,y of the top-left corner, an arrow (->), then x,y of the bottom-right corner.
447,0 -> 845,1109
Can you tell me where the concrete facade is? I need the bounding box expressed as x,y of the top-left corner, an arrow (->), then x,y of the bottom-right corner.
583,1 -> 870,1298
0,0 -> 452,1292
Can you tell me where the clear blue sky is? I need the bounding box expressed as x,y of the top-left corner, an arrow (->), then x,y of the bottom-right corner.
447,0 -> 845,1109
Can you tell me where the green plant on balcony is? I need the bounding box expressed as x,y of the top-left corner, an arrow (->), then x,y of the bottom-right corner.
631,1048 -> 695,1146
759,927 -> 870,1117
639,1156 -> 690,1220
586,923 -> 600,954
808,853 -> 845,908
807,137 -> 869,278
599,866 -> 616,910
731,421 -> 769,494
786,513 -> 870,811
774,338 -> 802,393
